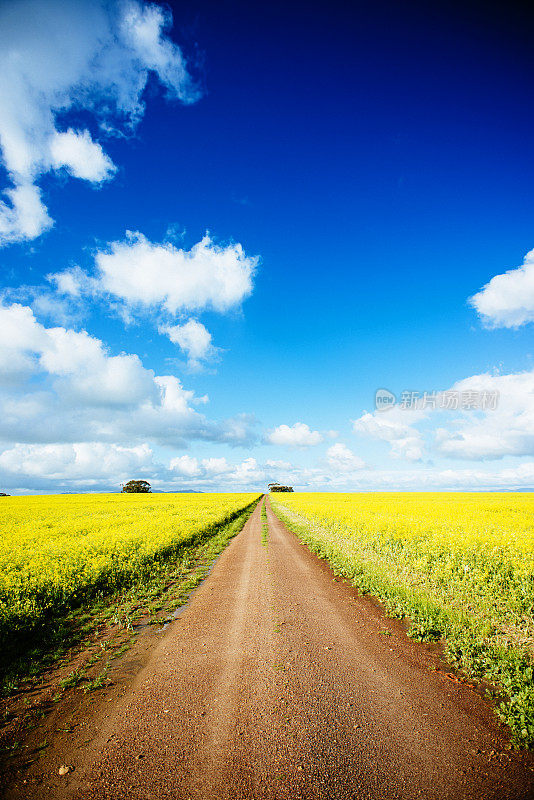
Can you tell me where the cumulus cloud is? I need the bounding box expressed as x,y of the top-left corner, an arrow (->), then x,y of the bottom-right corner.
267,422 -> 323,448
435,370 -> 534,459
3,430 -> 534,493
0,303 -> 257,450
50,232 -> 258,319
48,266 -> 93,298
326,443 -> 365,471
0,185 -> 53,243
168,455 -> 264,488
49,129 -> 116,182
163,452 -> 534,493
470,248 -> 534,328
353,408 -> 425,462
168,454 -> 201,477
0,302 -> 154,405
353,368 -> 534,463
201,457 -> 232,475
162,319 -> 218,370
3,444 -> 534,494
46,231 -> 257,371
0,442 -> 154,485
0,0 -> 199,245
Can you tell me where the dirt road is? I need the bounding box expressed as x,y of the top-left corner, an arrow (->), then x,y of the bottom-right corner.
11,499 -> 534,799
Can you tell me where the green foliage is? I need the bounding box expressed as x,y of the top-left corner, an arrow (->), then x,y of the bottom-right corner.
121,480 -> 151,493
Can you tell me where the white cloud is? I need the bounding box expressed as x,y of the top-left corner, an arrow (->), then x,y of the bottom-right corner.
273,458 -> 534,492
0,303 -> 154,405
0,303 -> 257,450
326,442 -> 365,471
168,454 -> 534,493
3,444 -> 534,494
4,436 -> 534,494
202,457 -> 232,475
232,457 -> 264,484
169,454 -> 200,477
49,129 -> 116,182
51,232 -> 257,319
434,370 -> 534,459
0,0 -> 199,245
267,422 -> 323,448
163,319 -> 217,370
0,185 -> 53,243
49,265 -> 93,298
470,248 -> 534,328
16,288 -> 81,327
353,408 -> 425,461
167,454 -> 264,489
0,441 -> 153,480
353,368 -> 534,463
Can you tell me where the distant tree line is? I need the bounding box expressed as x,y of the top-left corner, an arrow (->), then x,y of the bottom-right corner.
268,483 -> 293,493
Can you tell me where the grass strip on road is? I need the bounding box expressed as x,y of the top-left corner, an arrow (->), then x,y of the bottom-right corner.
261,501 -> 269,546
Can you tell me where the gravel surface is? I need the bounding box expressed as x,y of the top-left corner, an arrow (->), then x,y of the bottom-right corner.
12,498 -> 534,799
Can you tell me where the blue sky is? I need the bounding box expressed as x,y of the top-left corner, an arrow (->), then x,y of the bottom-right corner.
1,0 -> 534,492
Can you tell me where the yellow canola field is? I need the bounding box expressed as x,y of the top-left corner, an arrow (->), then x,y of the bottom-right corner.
270,491 -> 534,547
271,491 -> 534,549
0,492 -> 259,638
270,492 -> 534,620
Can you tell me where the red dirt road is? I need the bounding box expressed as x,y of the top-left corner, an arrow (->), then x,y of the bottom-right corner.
13,499 -> 534,799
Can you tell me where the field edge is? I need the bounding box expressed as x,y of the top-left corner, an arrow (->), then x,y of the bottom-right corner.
269,496 -> 534,749
0,495 -> 262,699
